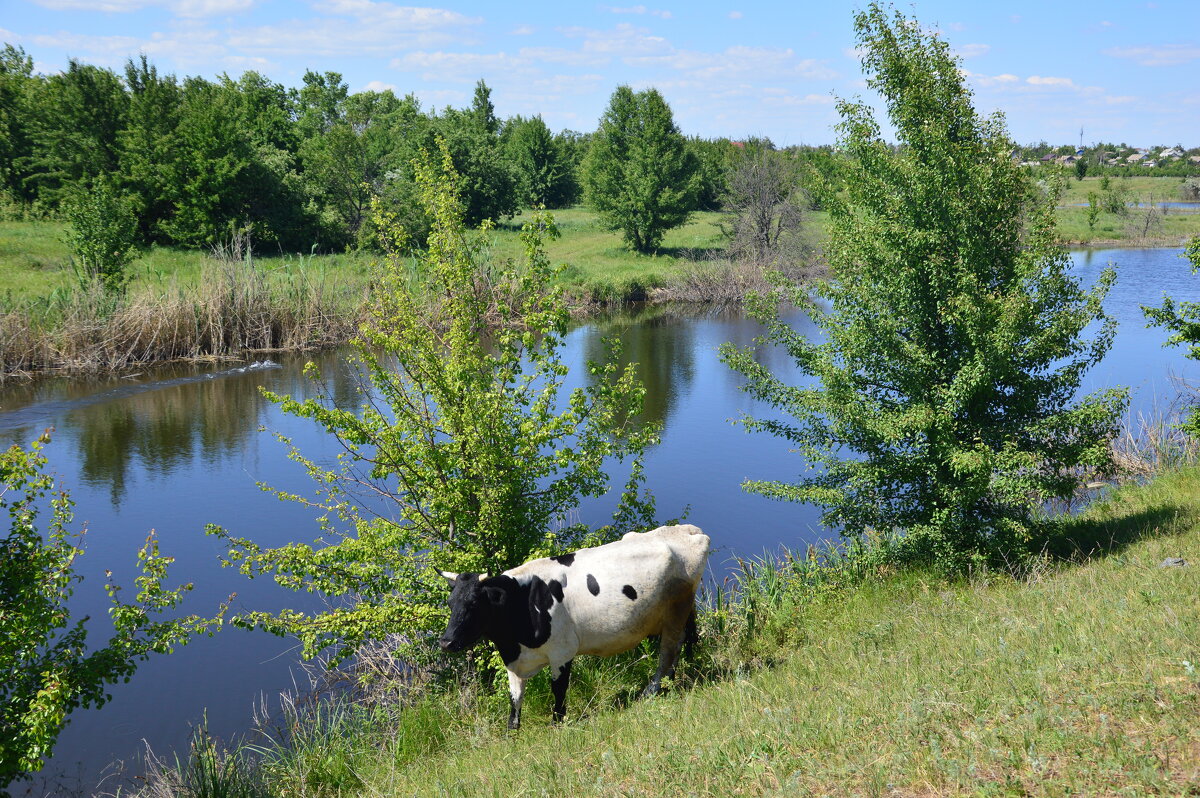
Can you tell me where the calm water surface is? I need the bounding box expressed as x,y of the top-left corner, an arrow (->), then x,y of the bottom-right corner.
1,246 -> 1193,792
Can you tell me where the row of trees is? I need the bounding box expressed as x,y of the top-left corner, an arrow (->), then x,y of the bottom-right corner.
0,44 -> 839,256
0,47 -> 580,250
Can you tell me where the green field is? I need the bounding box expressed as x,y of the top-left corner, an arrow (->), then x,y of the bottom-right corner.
0,209 -> 736,306
3,189 -> 1196,310
1057,174 -> 1194,205
222,466 -> 1200,797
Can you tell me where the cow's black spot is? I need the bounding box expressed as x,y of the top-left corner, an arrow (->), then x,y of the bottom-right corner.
586,573 -> 600,596
622,584 -> 638,601
551,552 -> 576,567
548,579 -> 564,603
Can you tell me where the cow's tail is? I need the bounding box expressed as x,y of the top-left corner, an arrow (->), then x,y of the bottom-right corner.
683,606 -> 699,660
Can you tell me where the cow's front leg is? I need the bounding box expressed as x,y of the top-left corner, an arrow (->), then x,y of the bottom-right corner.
550,659 -> 573,724
507,669 -> 527,730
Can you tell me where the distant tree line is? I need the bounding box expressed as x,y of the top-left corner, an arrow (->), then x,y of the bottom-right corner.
0,44 -> 840,255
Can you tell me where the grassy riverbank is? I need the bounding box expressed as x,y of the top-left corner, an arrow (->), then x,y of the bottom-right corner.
152,466 -> 1200,797
3,180 -> 1195,306
1056,175 -> 1200,245
0,209 -> 733,305
2,186 -> 1197,376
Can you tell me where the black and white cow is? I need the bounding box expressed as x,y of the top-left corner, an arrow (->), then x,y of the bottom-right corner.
438,523 -> 710,729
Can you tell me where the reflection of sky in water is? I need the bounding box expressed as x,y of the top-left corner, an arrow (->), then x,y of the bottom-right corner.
0,246 -> 1194,792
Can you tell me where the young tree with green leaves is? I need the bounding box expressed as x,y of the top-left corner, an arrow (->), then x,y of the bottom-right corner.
63,179 -> 138,293
23,60 -> 127,207
0,44 -> 34,205
436,80 -> 519,227
721,3 -> 1127,572
0,432 -> 221,789
1086,191 -> 1101,232
582,86 -> 698,254
503,114 -> 578,209
207,143 -> 659,662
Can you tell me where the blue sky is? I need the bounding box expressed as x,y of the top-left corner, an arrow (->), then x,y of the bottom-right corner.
3,0 -> 1197,146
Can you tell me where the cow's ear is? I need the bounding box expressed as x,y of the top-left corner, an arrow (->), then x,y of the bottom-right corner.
437,570 -> 458,584
483,586 -> 508,606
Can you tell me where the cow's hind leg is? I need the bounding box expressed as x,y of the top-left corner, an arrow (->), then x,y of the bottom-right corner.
642,595 -> 695,698
550,659 -> 573,724
507,670 -> 527,730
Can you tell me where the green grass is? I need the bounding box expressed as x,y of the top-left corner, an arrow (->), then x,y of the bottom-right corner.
1057,175 -> 1192,205
1,197 -> 1192,318
0,209 -> 791,308
1053,175 -> 1200,245
1056,204 -> 1200,245
489,207 -> 729,302
214,468 -> 1200,797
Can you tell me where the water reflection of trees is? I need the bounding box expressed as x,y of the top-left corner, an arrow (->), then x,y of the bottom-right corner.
581,305 -> 698,430
42,353 -> 356,505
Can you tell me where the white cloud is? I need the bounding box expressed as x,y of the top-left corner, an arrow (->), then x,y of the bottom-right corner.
625,45 -> 837,82
32,0 -> 255,16
172,0 -> 254,15
228,3 -> 480,57
558,23 -> 671,57
515,46 -> 606,67
510,24 -> 534,35
954,43 -> 990,59
395,50 -> 521,77
603,5 -> 672,18
1104,44 -> 1200,67
962,70 -> 1018,87
361,79 -> 398,92
728,11 -> 742,19
32,0 -> 153,10
26,26 -> 231,67
762,92 -> 835,107
1026,75 -> 1076,88
310,1 -> 480,27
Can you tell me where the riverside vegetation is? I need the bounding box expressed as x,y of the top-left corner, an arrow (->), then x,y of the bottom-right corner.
4,4 -> 1200,795
2,180 -> 1195,378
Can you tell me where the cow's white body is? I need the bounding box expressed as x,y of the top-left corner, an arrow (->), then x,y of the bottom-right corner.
505,523 -> 710,677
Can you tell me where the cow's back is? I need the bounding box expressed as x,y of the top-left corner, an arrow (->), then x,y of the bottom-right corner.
503,524 -> 710,658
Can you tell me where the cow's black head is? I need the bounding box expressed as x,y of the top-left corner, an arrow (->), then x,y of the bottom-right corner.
438,571 -> 509,652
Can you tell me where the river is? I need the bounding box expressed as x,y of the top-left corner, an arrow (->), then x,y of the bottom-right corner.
1,246 -> 1195,793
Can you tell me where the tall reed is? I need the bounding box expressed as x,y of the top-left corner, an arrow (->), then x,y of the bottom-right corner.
0,251 -> 366,378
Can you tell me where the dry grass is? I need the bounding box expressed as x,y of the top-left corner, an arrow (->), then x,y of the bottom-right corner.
1110,392 -> 1200,483
0,251 -> 365,378
648,254 -> 827,305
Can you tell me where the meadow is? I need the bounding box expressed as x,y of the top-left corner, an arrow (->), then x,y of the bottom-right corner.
148,464 -> 1200,797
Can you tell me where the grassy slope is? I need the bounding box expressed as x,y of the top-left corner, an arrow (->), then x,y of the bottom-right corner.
353,469 -> 1200,797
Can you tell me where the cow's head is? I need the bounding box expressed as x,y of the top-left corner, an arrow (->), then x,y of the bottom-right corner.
437,570 -> 507,652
